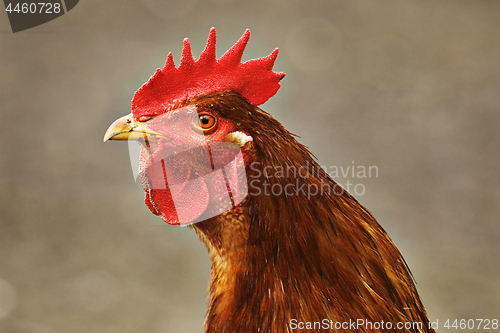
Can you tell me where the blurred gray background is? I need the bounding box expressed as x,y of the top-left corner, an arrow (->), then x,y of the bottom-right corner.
1,0 -> 499,332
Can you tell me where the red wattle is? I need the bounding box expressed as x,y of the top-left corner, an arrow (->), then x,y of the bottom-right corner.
140,145 -> 210,225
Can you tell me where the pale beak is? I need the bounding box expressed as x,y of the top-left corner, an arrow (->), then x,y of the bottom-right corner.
103,113 -> 166,142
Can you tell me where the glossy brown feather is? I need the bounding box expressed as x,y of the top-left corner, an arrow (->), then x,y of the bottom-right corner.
189,92 -> 434,333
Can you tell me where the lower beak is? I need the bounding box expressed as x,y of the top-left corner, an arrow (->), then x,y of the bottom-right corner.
103,114 -> 166,142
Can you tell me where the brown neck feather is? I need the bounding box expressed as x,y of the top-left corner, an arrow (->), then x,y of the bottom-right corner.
191,92 -> 433,333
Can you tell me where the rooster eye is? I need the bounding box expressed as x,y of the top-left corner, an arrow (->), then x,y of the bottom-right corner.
194,114 -> 217,131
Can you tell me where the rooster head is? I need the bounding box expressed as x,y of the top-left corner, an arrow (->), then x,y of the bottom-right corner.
104,28 -> 285,225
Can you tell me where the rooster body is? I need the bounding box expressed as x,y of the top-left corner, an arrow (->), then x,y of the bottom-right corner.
105,29 -> 434,332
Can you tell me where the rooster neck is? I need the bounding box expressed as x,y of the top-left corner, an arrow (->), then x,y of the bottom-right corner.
194,182 -> 433,332
187,92 -> 433,332
192,165 -> 434,332
192,201 -> 251,328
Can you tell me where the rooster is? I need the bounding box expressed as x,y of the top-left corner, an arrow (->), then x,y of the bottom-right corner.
104,28 -> 434,333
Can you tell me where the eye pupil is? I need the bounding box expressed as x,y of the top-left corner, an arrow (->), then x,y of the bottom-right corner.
201,117 -> 209,125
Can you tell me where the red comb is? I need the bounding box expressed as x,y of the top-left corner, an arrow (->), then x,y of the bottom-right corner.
131,28 -> 285,118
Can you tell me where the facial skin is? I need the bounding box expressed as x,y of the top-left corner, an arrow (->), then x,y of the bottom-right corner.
105,103 -> 252,225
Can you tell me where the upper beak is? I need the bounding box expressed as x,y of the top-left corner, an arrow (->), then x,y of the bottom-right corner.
103,114 -> 166,142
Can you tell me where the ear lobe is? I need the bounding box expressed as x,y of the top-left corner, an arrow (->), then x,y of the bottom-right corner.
223,131 -> 253,148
